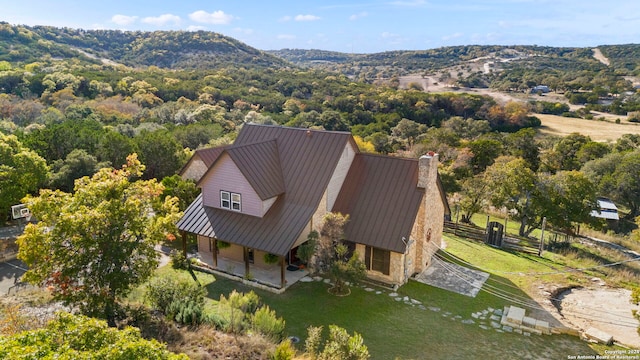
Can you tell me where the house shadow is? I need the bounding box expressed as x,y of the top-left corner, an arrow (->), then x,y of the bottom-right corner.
421,250 -> 578,334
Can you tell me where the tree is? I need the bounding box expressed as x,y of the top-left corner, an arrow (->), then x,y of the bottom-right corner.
541,171 -> 598,234
0,133 -> 48,220
320,110 -> 349,131
458,175 -> 489,223
367,132 -> 390,154
485,157 -> 539,236
160,174 -> 199,211
391,118 -> 424,147
319,213 -> 366,295
544,133 -> 591,172
505,128 -> 540,171
609,150 -> 640,216
135,130 -> 184,180
49,149 -> 104,192
576,141 -> 610,165
468,137 -> 503,174
17,154 -> 181,326
96,130 -> 137,168
0,312 -> 187,359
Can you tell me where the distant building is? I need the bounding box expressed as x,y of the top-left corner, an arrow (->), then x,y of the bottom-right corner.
532,85 -> 550,93
590,197 -> 619,221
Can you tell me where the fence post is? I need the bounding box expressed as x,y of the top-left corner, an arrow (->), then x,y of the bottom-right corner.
538,217 -> 546,256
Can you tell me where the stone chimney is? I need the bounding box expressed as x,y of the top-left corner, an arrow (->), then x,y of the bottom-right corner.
418,152 -> 438,189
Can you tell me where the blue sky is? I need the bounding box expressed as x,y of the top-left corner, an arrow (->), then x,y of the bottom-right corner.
2,0 -> 639,53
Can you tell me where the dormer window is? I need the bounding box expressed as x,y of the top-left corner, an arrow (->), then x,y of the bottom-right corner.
221,191 -> 241,212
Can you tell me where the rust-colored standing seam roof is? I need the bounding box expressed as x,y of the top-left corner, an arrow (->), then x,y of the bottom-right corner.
332,154 -> 424,253
177,124 -> 354,256
226,139 -> 285,200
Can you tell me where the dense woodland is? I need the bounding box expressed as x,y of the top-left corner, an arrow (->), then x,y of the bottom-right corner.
2,23 -> 640,232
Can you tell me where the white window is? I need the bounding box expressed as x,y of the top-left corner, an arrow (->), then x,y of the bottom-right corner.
231,193 -> 241,211
220,191 -> 241,212
221,191 -> 231,209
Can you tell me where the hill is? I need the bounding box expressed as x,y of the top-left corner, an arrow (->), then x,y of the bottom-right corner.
0,22 -> 288,69
269,45 -> 640,91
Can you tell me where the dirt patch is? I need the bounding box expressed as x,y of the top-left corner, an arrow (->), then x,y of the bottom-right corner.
592,48 -> 611,66
558,287 -> 640,347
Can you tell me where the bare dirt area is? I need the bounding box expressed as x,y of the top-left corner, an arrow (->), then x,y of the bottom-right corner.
592,48 -> 611,66
558,287 -> 640,348
536,114 -> 640,142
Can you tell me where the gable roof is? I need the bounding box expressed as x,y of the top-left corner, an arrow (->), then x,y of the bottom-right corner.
179,146 -> 226,178
199,139 -> 285,200
177,124 -> 356,256
332,154 -> 425,253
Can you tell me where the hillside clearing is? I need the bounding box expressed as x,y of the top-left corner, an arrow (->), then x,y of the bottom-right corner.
536,114 -> 640,142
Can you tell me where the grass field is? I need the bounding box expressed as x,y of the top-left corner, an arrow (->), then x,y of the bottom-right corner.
536,113 -> 640,142
131,237 -> 615,359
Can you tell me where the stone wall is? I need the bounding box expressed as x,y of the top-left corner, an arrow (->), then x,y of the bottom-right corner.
412,154 -> 445,275
355,244 -> 405,285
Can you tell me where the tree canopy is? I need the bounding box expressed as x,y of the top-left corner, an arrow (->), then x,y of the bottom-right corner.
0,312 -> 187,359
17,154 -> 181,325
0,132 -> 48,219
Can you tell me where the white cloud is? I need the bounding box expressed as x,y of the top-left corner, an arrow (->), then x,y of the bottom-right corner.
349,12 -> 368,21
295,14 -> 321,21
279,15 -> 292,22
189,10 -> 235,25
111,15 -> 138,26
141,14 -> 181,26
277,34 -> 296,40
187,25 -> 207,32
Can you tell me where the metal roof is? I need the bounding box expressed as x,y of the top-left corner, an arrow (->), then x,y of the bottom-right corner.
177,124 -> 354,256
332,154 -> 425,253
591,198 -> 619,220
198,139 -> 285,200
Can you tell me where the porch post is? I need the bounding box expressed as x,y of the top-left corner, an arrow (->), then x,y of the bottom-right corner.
243,247 -> 250,277
280,256 -> 286,289
212,238 -> 218,268
181,231 -> 187,257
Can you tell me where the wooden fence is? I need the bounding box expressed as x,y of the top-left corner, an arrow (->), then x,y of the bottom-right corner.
444,220 -> 541,254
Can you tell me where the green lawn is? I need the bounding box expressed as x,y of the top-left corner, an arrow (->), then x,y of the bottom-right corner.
135,236 -> 605,359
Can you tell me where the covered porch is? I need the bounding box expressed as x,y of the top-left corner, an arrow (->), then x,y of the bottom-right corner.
188,232 -> 309,292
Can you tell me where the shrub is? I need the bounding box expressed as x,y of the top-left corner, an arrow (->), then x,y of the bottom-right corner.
297,231 -> 318,266
305,325 -> 369,360
272,339 -> 296,360
170,249 -> 189,270
218,290 -> 262,334
167,297 -> 205,326
251,305 -> 286,342
263,253 -> 280,264
146,276 -> 208,326
305,325 -> 323,359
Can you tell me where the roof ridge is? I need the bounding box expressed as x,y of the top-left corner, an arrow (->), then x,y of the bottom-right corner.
358,153 -> 418,162
243,123 -> 353,136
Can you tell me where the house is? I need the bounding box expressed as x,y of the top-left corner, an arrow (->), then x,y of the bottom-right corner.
532,85 -> 550,93
177,124 -> 449,291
